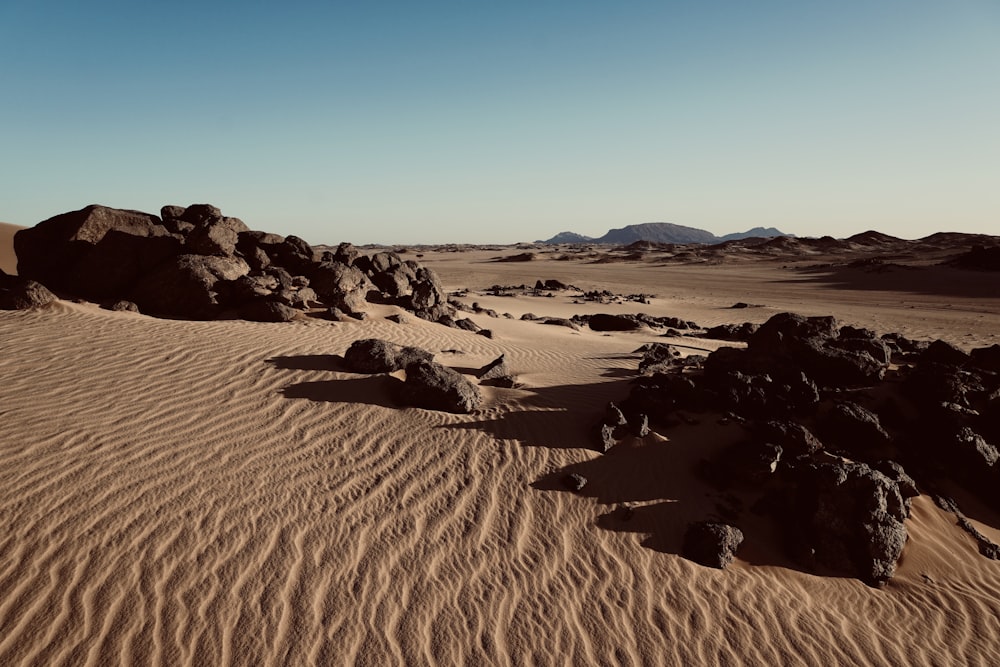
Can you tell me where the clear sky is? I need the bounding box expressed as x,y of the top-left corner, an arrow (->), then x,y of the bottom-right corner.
1,1 -> 997,244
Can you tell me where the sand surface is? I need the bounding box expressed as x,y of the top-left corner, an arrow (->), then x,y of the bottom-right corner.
3,241 -> 1000,665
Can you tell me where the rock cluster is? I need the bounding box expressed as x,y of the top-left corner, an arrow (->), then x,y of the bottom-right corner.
605,311 -> 1000,584
13,204 -> 453,323
343,338 -> 482,414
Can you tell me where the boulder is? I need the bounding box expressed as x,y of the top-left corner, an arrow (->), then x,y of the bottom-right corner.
588,313 -> 644,331
67,230 -> 181,299
14,204 -> 168,292
683,522 -> 744,569
237,300 -> 300,322
921,340 -> 970,367
780,460 -> 907,585
754,420 -> 824,457
343,338 -> 434,374
130,254 -> 249,319
186,216 -> 248,256
310,261 -> 370,314
478,354 -> 517,387
398,360 -> 483,413
0,273 -> 57,309
106,299 -> 139,313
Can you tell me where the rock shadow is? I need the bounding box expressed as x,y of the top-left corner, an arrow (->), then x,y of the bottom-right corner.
279,375 -> 402,409
778,265 -> 1000,299
266,354 -> 346,371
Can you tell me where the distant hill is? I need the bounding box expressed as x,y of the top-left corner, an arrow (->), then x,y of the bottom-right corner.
536,231 -> 594,244
718,227 -> 790,242
596,222 -> 716,245
538,222 -> 788,245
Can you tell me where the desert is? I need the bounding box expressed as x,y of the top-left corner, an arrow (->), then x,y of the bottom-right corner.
1,204 -> 999,665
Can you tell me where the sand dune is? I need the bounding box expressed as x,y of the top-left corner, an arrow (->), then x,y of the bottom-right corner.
0,222 -> 23,274
3,239 -> 1000,664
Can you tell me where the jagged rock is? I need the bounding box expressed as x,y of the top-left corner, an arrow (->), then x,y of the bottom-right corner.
922,339 -> 971,366
333,242 -> 360,266
631,413 -> 650,437
398,360 -> 482,413
562,473 -> 588,492
753,420 -> 823,457
14,204 -> 170,294
343,339 -> 434,374
970,345 -> 1000,373
683,522 -> 744,569
703,322 -> 759,342
186,215 -> 248,256
478,354 -> 516,387
716,440 -> 783,485
821,401 -> 892,454
67,230 -> 182,299
310,261 -> 370,314
639,343 -> 681,374
106,299 -> 139,313
130,254 -> 250,319
455,318 -> 481,332
780,460 -> 907,585
0,273 -> 57,310
596,423 -> 618,453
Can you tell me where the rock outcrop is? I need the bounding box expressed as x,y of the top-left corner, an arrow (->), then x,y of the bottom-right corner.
13,204 -> 455,324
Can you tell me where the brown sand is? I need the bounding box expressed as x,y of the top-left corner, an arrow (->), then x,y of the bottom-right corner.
2,241 -> 1000,665
0,223 -> 22,274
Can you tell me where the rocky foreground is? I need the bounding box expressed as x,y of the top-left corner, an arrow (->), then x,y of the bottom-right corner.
586,312 -> 1000,585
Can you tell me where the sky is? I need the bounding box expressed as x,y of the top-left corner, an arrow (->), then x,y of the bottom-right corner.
1,1 -> 998,244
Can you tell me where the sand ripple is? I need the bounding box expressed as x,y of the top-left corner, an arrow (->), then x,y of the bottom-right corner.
2,303 -> 999,665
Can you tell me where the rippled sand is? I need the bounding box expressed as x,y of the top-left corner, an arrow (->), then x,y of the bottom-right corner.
3,243 -> 1000,665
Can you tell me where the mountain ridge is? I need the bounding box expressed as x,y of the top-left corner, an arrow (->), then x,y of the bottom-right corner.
537,222 -> 789,245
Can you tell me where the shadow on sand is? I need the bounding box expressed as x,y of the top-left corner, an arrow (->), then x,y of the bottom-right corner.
777,264 -> 1000,299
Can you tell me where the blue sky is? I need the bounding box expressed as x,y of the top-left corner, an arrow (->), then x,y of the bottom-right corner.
1,1 -> 997,244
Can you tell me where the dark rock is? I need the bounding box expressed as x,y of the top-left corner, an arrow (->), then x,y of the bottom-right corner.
780,460 -> 907,585
333,242 -> 360,266
683,522 -> 744,569
605,402 -> 627,427
631,413 -> 650,437
67,230 -> 182,299
130,254 -> 250,319
238,300 -> 300,322
821,401 -> 892,455
921,340 -> 970,367
478,354 -> 516,387
455,318 -> 481,332
562,473 -> 588,492
596,423 -> 618,453
970,345 -> 1000,373
106,299 -> 139,313
639,343 -> 681,374
14,204 -> 168,293
177,203 -> 223,225
344,338 -> 434,374
476,329 -> 495,339
186,216 -> 248,256
0,274 -> 57,309
398,360 -> 482,413
310,261 -> 370,314
755,420 -> 824,457
588,313 -> 644,331
703,322 -> 759,342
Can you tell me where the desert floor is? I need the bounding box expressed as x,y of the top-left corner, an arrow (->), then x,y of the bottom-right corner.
2,237 -> 1000,665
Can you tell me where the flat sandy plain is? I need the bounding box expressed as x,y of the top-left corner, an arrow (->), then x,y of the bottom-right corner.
2,226 -> 1000,665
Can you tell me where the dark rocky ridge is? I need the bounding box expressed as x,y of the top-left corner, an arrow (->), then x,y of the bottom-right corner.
583,311 -> 1000,585
13,204 -> 457,324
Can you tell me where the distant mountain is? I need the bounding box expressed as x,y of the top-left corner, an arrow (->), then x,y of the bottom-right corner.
596,222 -> 717,245
537,222 -> 789,245
536,231 -> 594,244
718,227 -> 790,242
